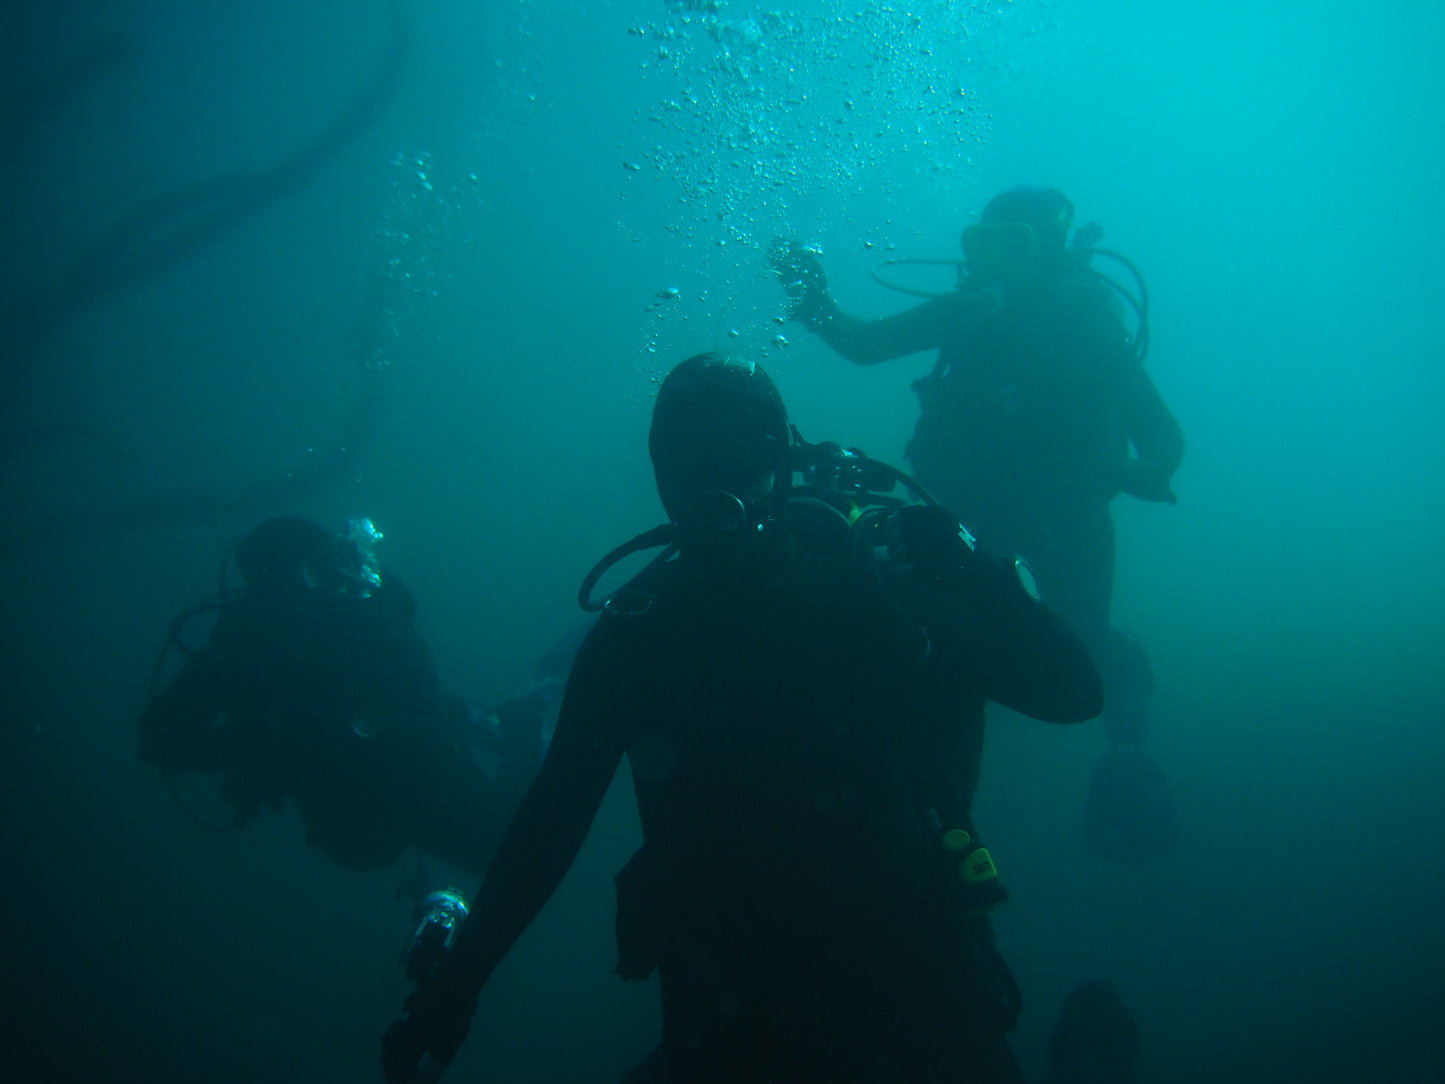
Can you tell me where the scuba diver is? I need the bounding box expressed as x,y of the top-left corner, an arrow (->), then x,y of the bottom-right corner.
380,352 -> 1103,1084
772,185 -> 1184,864
137,515 -> 544,877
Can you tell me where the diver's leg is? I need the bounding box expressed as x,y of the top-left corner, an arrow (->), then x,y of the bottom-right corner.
1038,500 -> 1114,641
1042,503 -> 1159,745
1096,628 -> 1154,747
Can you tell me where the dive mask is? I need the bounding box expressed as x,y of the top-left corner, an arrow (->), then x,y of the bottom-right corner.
305,517 -> 384,597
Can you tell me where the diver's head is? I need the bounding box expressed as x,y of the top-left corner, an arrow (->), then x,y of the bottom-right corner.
962,185 -> 1075,285
235,515 -> 383,597
648,353 -> 791,548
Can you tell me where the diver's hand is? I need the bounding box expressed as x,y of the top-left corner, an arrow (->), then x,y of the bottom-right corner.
381,966 -> 478,1084
887,503 -> 975,575
768,239 -> 830,323
887,504 -> 1044,618
1118,459 -> 1178,504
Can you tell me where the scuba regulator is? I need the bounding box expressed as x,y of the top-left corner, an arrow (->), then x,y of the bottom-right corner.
577,429 -> 939,613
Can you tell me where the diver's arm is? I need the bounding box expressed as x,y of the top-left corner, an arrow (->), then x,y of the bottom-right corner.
802,292 -> 960,366
928,557 -> 1102,724
890,505 -> 1103,723
1118,367 -> 1184,503
974,580 -> 1103,724
445,674 -> 626,994
380,656 -> 627,1082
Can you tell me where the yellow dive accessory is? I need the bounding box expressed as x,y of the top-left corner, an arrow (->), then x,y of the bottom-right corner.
941,827 -> 1009,916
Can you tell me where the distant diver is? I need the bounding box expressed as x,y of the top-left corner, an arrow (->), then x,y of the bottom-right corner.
773,185 -> 1184,864
139,515 -> 546,872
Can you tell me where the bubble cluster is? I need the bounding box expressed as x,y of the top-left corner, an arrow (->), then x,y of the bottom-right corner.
354,152 -> 484,372
621,0 -> 1023,361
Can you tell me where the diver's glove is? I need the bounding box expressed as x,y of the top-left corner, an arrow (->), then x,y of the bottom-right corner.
887,503 -> 977,579
381,959 -> 479,1084
886,503 -> 1040,619
768,239 -> 831,325
1118,458 -> 1178,504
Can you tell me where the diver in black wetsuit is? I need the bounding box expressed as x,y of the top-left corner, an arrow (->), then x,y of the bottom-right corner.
138,515 -> 542,876
380,352 -> 1103,1084
774,186 -> 1184,863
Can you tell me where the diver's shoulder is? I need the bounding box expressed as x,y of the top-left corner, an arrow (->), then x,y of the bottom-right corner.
567,596 -> 664,695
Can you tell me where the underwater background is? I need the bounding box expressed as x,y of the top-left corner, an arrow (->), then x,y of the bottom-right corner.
2,0 -> 1441,1080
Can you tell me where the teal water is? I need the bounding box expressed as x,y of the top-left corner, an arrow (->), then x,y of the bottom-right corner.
2,1 -> 1440,1080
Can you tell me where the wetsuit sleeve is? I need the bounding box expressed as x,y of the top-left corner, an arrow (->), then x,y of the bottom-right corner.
445,626 -> 630,994
900,554 -> 1104,724
802,292 -> 960,366
1119,366 -> 1184,491
136,645 -> 234,772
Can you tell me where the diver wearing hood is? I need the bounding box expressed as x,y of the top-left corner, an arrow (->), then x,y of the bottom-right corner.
773,186 -> 1184,864
381,353 -> 1103,1084
137,516 -> 543,876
